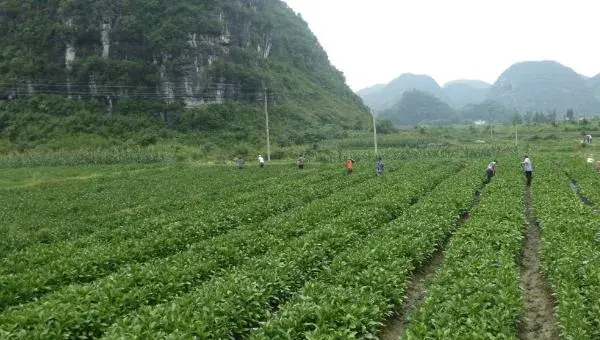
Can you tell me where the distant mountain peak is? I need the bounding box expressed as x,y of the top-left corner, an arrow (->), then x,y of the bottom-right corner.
489,60 -> 600,114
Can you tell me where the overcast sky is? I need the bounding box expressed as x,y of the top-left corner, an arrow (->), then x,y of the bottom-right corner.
283,0 -> 600,91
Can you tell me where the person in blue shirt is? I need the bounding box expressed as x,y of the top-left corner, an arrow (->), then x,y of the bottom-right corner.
376,157 -> 384,176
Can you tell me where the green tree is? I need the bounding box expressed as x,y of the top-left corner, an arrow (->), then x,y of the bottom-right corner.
566,109 -> 575,121
511,111 -> 522,125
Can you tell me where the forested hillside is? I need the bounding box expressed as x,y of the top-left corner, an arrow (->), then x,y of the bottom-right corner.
360,74 -> 443,112
0,0 -> 370,151
487,61 -> 600,115
442,80 -> 490,108
381,90 -> 457,126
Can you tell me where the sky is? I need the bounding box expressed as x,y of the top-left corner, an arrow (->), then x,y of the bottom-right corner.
283,0 -> 600,91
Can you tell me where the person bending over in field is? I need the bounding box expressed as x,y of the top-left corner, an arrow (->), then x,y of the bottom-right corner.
376,157 -> 384,176
345,158 -> 355,174
237,156 -> 245,170
485,160 -> 497,183
521,155 -> 533,186
297,155 -> 305,169
258,154 -> 265,168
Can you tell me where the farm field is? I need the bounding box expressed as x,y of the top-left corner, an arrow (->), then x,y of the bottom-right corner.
1,125 -> 600,339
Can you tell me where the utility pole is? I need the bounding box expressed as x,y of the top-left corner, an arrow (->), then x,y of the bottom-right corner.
264,87 -> 271,161
515,124 -> 518,146
372,109 -> 378,156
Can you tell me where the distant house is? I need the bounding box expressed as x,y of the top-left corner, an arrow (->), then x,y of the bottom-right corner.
474,120 -> 487,125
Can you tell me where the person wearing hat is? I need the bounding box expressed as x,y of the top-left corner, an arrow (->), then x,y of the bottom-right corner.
258,154 -> 265,168
521,155 -> 533,186
485,160 -> 497,183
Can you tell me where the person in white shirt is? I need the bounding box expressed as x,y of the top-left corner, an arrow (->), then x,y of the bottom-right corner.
521,155 -> 533,186
485,160 -> 497,183
258,154 -> 265,168
585,134 -> 592,144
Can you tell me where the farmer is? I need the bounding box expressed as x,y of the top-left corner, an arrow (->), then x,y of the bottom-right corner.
345,158 -> 355,174
258,154 -> 265,168
237,156 -> 245,170
297,155 -> 305,169
485,160 -> 497,183
521,155 -> 533,186
376,157 -> 384,176
585,134 -> 593,144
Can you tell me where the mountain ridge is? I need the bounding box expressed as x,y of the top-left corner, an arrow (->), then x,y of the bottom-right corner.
0,0 -> 371,149
359,60 -> 600,120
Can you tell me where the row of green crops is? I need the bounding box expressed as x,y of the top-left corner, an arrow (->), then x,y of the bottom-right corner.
0,165 -> 371,310
560,155 -> 600,207
249,160 -> 486,339
94,163 -> 464,339
0,147 -> 176,168
0,164 -> 310,256
404,158 -> 525,339
0,164 -> 342,274
534,160 -> 600,339
314,144 -> 513,164
0,162 -> 459,339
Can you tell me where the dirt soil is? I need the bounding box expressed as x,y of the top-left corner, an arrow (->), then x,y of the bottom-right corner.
380,185 -> 484,340
518,187 -> 560,340
379,247 -> 445,340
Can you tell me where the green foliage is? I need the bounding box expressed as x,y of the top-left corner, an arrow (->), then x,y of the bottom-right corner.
374,118 -> 399,134
488,61 -> 600,114
534,159 -> 600,339
381,89 -> 458,126
253,162 -> 482,339
459,99 -> 512,122
405,162 -> 524,339
442,80 -> 490,108
0,0 -> 370,151
360,74 -> 443,112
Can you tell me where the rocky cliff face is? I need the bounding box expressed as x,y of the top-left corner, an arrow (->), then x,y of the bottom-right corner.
1,0 -> 364,120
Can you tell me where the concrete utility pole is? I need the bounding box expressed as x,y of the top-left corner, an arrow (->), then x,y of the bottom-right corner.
264,87 -> 271,161
372,109 -> 378,156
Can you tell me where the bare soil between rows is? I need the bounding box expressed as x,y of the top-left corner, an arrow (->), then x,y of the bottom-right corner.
379,246 -> 445,340
380,188 -> 481,339
518,187 -> 560,340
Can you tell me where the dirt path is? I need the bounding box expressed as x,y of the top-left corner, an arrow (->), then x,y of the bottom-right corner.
518,187 -> 560,340
379,246 -> 445,340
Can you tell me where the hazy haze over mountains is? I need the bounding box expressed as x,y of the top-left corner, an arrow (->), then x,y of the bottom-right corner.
488,60 -> 600,114
359,60 -> 600,125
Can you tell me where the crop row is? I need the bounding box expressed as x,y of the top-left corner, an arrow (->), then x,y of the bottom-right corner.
248,160 -> 485,339
0,162 -> 456,339
560,155 -> 600,206
534,159 -> 600,339
0,165 -> 361,309
95,163 -> 462,339
1,163 -> 340,274
404,159 -> 524,339
0,164 -> 299,257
